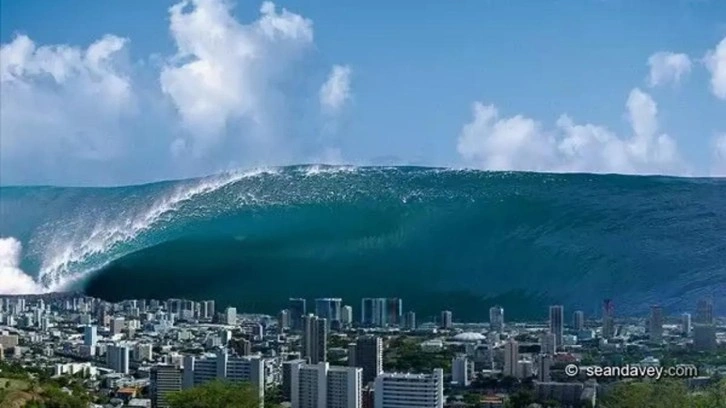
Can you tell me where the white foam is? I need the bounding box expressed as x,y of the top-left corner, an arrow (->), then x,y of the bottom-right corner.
34,168 -> 277,291
0,237 -> 42,295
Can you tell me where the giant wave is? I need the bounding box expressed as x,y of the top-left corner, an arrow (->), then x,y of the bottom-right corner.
1,166 -> 724,320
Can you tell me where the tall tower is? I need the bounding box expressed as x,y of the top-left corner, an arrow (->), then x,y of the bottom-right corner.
489,306 -> 504,332
602,299 -> 615,340
648,305 -> 664,343
303,314 -> 328,364
548,305 -> 564,349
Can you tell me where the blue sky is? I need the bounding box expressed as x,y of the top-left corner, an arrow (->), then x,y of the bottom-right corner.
1,0 -> 725,185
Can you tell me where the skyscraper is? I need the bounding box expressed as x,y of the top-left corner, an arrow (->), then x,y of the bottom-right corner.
84,325 -> 97,347
602,299 -> 615,340
503,338 -> 519,377
440,311 -> 453,329
151,365 -> 182,408
548,305 -> 564,348
106,344 -> 130,374
648,305 -> 664,343
361,298 -> 375,326
573,311 -> 585,331
282,359 -> 306,402
315,298 -> 343,324
303,314 -> 328,364
349,336 -> 382,385
405,311 -> 416,330
289,298 -> 307,331
489,306 -> 504,332
451,355 -> 470,386
696,299 -> 714,325
279,309 -> 290,330
385,298 -> 403,326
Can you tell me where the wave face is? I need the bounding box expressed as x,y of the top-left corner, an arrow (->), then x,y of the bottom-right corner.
1,166 -> 724,320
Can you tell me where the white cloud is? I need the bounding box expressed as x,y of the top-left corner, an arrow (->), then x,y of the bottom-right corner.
647,52 -> 692,87
319,64 -> 352,114
712,133 -> 726,176
0,237 -> 41,295
705,37 -> 726,99
160,0 -> 314,151
0,34 -> 134,183
457,88 -> 685,175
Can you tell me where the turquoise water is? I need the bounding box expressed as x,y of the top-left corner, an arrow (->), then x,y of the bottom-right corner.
1,166 -> 724,320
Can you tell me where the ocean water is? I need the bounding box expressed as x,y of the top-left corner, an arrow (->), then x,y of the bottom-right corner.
0,165 -> 724,321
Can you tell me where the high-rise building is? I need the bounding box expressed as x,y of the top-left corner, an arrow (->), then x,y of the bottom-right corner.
84,325 -> 97,347
151,364 -> 182,408
341,306 -> 353,326
404,311 -> 416,330
681,313 -> 692,335
374,369 -> 444,408
279,310 -> 291,330
503,338 -> 519,378
289,298 -> 307,331
360,298 -> 402,327
537,354 -> 552,382
315,298 -> 343,324
349,336 -> 382,385
282,359 -> 306,402
602,299 -> 615,340
303,314 -> 328,364
291,362 -> 362,408
182,350 -> 264,402
224,307 -> 237,326
451,355 -> 470,386
696,299 -> 714,325
106,344 -> 130,374
489,306 -> 504,332
648,305 -> 664,343
385,298 -> 403,326
573,311 -> 585,331
548,306 -> 564,348
111,317 -> 125,335
540,332 -> 556,355
201,300 -> 215,320
440,311 -> 453,330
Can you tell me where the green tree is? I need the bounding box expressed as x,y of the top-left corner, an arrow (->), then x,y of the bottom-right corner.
166,380 -> 261,408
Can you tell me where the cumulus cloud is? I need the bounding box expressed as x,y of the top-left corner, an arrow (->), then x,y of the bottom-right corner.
160,0 -> 314,152
647,52 -> 692,87
705,37 -> 726,99
0,34 -> 134,183
457,88 -> 685,175
712,133 -> 726,176
0,237 -> 41,295
319,65 -> 352,114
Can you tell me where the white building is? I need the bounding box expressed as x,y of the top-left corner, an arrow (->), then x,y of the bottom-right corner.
111,317 -> 126,335
182,349 -> 264,402
225,307 -> 237,326
291,362 -> 362,408
107,344 -> 131,374
135,343 -> 153,362
341,306 -> 353,326
374,369 -> 444,408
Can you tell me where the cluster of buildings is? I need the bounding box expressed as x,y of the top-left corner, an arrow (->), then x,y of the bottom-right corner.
0,293 -> 723,408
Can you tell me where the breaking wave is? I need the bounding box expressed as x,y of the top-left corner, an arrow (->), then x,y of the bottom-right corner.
1,166 -> 724,319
